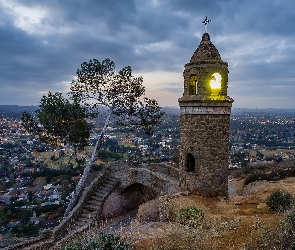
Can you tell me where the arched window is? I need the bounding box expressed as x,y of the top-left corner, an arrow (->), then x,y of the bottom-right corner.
210,73 -> 222,96
189,76 -> 198,95
186,153 -> 195,172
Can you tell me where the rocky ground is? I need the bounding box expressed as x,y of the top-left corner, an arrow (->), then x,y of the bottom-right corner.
118,177 -> 295,250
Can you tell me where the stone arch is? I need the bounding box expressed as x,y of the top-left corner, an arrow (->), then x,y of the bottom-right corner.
120,168 -> 168,194
122,182 -> 158,201
102,182 -> 158,218
121,181 -> 159,195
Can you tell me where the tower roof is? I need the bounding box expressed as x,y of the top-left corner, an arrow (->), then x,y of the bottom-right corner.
188,33 -> 223,65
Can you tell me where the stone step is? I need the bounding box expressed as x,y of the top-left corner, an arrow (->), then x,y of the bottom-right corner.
83,180 -> 118,209
53,176 -> 119,239
95,190 -> 108,195
85,200 -> 102,207
99,184 -> 114,191
106,177 -> 118,182
90,195 -> 105,202
99,186 -> 116,193
85,205 -> 101,212
81,208 -> 96,215
99,187 -> 112,193
80,212 -> 96,219
104,180 -> 116,186
85,204 -> 99,211
87,192 -> 109,203
102,179 -> 118,187
76,218 -> 89,225
102,189 -> 112,195
71,223 -> 89,232
100,188 -> 113,194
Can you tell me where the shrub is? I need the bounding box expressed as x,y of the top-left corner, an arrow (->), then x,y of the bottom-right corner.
244,168 -> 295,186
266,190 -> 294,213
62,231 -> 131,250
244,172 -> 268,186
285,206 -> 295,230
263,206 -> 295,249
91,163 -> 103,171
175,205 -> 204,227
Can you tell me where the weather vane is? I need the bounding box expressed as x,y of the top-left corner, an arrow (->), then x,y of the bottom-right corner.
202,16 -> 211,33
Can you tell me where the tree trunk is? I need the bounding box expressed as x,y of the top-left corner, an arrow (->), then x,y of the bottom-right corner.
64,110 -> 112,217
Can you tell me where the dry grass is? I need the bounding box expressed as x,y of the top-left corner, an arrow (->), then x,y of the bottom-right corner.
121,213 -> 283,249
52,173 -> 295,249
119,178 -> 295,250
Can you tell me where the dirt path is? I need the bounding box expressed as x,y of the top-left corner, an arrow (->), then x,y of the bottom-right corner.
228,181 -> 238,198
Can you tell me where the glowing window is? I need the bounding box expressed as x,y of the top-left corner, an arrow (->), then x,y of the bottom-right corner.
210,73 -> 221,96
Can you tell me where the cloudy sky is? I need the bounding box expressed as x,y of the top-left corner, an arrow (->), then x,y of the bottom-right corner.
0,0 -> 294,109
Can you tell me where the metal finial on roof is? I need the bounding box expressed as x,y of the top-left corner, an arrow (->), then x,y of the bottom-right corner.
202,16 -> 211,33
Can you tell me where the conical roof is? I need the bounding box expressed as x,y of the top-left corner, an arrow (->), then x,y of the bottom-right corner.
189,33 -> 223,64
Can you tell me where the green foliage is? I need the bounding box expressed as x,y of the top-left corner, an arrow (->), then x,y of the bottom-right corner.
19,209 -> 32,225
285,206 -> 295,231
91,163 -> 103,171
97,149 -> 121,161
22,92 -> 91,152
10,223 -> 38,237
244,172 -> 268,186
21,223 -> 39,237
62,231 -> 131,250
5,181 -> 12,188
284,207 -> 295,249
0,210 -> 8,226
244,168 -> 295,186
176,205 -> 205,227
266,190 -> 294,212
264,205 -> 295,249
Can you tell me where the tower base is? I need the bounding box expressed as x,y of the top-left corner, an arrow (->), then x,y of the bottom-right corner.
179,102 -> 232,197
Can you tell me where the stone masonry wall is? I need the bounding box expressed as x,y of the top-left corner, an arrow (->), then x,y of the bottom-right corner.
179,113 -> 230,197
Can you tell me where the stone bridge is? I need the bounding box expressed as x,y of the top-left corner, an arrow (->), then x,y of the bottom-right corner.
7,162 -> 179,250
112,162 -> 179,194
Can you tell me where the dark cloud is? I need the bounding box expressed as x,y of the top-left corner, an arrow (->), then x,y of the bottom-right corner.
0,0 -> 294,107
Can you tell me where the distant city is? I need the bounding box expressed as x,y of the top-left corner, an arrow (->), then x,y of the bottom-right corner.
0,105 -> 294,242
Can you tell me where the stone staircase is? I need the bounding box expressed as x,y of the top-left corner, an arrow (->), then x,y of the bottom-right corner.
68,177 -> 119,232
7,172 -> 119,250
52,171 -> 119,242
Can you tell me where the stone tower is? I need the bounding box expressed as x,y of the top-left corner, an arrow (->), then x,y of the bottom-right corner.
178,32 -> 234,197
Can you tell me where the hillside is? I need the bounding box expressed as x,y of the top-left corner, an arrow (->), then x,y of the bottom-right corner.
118,177 -> 295,249
54,175 -> 295,249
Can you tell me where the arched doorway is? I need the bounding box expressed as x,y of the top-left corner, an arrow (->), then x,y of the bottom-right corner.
186,153 -> 195,172
101,183 -> 158,218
